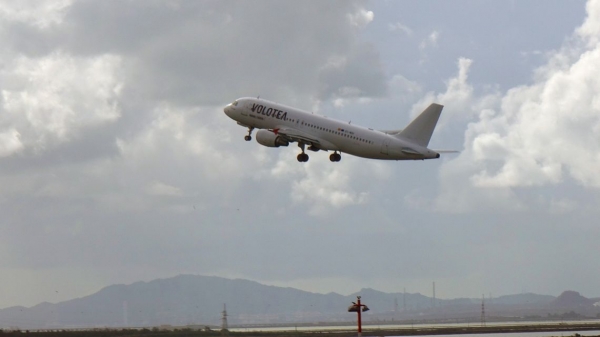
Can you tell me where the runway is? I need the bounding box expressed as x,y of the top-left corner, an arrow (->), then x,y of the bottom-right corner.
230,321 -> 600,336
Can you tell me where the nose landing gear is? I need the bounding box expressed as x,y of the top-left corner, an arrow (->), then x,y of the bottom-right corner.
244,127 -> 254,141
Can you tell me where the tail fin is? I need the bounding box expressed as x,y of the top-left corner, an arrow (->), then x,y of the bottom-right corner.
398,103 -> 443,147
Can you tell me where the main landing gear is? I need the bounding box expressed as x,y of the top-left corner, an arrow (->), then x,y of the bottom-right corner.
297,153 -> 309,162
297,143 -> 309,162
244,127 -> 254,141
329,152 -> 341,162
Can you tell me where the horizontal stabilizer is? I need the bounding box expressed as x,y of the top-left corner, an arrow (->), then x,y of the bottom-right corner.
401,147 -> 421,155
398,103 -> 443,147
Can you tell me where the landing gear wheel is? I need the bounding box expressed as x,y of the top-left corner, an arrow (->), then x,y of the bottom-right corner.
329,153 -> 341,162
297,153 -> 309,162
245,127 -> 254,141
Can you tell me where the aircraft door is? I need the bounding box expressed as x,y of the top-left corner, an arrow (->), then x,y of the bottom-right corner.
380,139 -> 390,155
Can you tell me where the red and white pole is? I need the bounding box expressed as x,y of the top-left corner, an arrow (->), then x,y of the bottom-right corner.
357,297 -> 362,337
348,296 -> 369,337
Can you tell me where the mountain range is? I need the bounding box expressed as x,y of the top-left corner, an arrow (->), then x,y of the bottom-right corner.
0,275 -> 598,329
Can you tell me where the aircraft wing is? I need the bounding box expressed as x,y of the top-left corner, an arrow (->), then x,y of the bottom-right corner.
274,126 -> 340,151
434,150 -> 460,153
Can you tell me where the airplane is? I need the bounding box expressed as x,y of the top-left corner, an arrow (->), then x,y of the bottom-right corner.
223,97 -> 453,163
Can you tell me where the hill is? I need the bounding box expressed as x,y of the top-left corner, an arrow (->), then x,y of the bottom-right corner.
0,275 -> 597,330
552,291 -> 595,307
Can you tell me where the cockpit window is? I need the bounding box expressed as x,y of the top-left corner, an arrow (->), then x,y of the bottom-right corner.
232,100 -> 239,106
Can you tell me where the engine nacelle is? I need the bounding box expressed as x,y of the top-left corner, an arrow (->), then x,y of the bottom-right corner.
255,130 -> 289,147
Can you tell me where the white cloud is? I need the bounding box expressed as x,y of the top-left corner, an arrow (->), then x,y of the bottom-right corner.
388,22 -> 413,36
410,57 -> 493,128
146,181 -> 182,197
0,128 -> 23,157
1,52 -> 123,153
548,198 -> 577,214
116,104 -> 244,185
347,8 -> 374,28
419,30 -> 440,50
577,0 -> 600,46
0,0 -> 72,28
322,55 -> 348,70
290,159 -> 370,216
466,37 -> 600,188
430,0 -> 600,213
389,74 -> 422,95
429,31 -> 440,45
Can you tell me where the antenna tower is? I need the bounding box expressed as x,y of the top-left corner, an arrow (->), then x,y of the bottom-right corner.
221,303 -> 229,336
480,295 -> 486,326
432,282 -> 436,308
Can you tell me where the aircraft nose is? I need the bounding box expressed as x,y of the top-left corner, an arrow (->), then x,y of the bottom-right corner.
223,104 -> 233,117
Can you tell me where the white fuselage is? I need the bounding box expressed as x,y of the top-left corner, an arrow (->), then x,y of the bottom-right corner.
224,97 -> 440,160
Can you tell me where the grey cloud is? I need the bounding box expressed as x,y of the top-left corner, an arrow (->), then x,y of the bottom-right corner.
0,0 -> 388,165
52,0 -> 388,105
0,21 -> 58,56
318,45 -> 387,100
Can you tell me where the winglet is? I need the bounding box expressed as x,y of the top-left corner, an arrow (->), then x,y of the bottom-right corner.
398,103 -> 443,147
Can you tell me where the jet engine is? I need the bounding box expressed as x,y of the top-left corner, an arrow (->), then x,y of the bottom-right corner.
255,130 -> 289,147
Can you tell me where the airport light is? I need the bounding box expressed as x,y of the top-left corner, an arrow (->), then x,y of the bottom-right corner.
348,296 -> 369,337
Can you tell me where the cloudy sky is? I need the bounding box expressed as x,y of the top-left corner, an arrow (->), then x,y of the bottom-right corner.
1,0 -> 599,309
